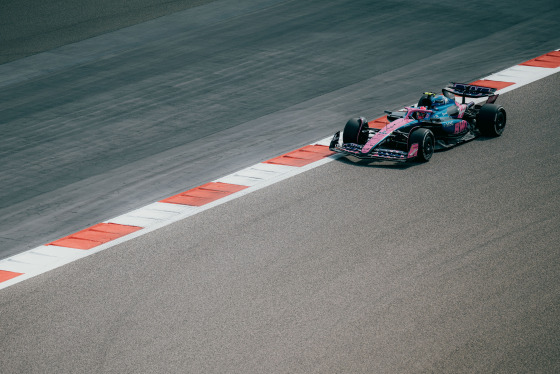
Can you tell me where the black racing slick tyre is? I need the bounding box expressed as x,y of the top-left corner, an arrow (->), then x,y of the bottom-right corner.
477,104 -> 506,137
409,128 -> 434,162
342,117 -> 369,145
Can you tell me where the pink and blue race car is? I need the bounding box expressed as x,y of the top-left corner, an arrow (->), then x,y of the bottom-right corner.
329,82 -> 507,162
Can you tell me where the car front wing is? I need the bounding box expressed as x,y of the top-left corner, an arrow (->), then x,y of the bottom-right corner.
329,131 -> 409,162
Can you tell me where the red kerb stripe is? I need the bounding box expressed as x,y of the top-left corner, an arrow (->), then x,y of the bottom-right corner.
264,145 -> 335,167
368,116 -> 389,129
48,223 -> 143,250
520,51 -> 560,68
469,79 -> 515,90
161,182 -> 248,206
0,270 -> 24,283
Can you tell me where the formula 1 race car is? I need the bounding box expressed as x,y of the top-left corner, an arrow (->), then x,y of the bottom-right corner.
329,82 -> 507,162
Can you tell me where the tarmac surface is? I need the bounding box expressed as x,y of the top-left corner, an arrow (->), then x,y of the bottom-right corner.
1,0 -> 559,259
1,74 -> 559,373
1,0 -> 559,372
0,0 -> 218,64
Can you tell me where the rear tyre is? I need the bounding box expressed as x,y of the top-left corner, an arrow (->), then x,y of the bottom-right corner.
342,118 -> 369,145
477,104 -> 506,137
409,128 -> 434,162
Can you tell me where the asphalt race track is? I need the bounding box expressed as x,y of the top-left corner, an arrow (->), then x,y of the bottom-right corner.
0,0 -> 219,64
1,75 -> 559,373
1,0 -> 560,372
2,0 -> 560,259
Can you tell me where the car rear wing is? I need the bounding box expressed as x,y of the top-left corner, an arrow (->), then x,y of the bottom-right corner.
443,82 -> 499,104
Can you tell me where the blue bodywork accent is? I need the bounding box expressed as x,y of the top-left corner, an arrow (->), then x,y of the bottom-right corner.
330,82 -> 500,161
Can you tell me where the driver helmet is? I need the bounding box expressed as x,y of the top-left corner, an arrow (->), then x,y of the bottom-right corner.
418,93 -> 435,108
432,94 -> 448,107
415,107 -> 429,120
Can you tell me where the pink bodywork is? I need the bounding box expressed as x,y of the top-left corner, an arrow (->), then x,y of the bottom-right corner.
457,103 -> 467,118
408,143 -> 419,158
361,118 -> 413,153
361,107 -> 432,154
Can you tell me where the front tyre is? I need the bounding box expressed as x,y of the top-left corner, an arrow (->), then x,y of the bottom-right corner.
477,104 -> 506,137
409,128 -> 434,162
342,117 -> 369,145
